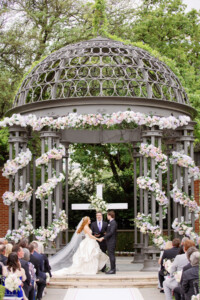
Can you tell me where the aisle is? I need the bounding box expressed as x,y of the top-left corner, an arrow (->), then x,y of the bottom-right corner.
64,288 -> 143,300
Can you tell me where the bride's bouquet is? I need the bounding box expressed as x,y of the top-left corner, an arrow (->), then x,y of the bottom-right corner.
163,259 -> 173,273
88,196 -> 108,214
5,274 -> 22,292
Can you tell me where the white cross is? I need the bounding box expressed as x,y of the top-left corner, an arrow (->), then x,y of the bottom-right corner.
71,184 -> 128,210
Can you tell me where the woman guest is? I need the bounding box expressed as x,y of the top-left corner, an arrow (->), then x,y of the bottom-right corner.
3,252 -> 27,300
5,243 -> 13,257
182,251 -> 200,300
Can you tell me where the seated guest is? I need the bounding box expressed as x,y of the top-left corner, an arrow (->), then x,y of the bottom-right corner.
0,244 -> 8,265
174,246 -> 198,300
23,248 -> 37,300
19,239 -> 31,265
159,238 -> 180,293
163,239 -> 195,300
182,251 -> 199,300
29,244 -> 46,300
12,244 -> 34,300
2,252 -> 27,299
5,243 -> 13,257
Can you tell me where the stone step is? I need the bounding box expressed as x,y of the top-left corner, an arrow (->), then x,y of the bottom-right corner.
49,273 -> 158,289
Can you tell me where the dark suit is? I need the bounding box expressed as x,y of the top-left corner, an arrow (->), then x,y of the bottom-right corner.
0,254 -> 7,266
30,254 -> 46,299
20,258 -> 34,300
159,247 -> 180,288
33,251 -> 46,280
104,219 -> 117,271
174,263 -> 192,300
182,266 -> 199,300
91,220 -> 108,253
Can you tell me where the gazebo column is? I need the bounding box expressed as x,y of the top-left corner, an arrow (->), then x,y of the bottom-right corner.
132,144 -> 144,263
8,126 -> 28,229
55,133 -> 62,250
141,126 -> 163,271
62,142 -> 70,245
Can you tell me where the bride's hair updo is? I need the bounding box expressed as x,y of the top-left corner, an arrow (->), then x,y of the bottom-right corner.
77,216 -> 90,234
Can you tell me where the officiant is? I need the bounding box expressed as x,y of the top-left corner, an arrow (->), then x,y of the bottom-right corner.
91,212 -> 108,253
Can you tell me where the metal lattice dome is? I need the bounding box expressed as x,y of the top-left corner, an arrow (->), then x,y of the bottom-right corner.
14,36 -> 189,105
10,36 -> 194,118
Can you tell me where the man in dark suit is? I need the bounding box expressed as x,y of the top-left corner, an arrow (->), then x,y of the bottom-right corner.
159,238 -> 180,292
99,210 -> 117,274
12,244 -> 34,300
31,242 -> 46,281
0,245 -> 7,265
29,244 -> 46,300
91,212 -> 108,253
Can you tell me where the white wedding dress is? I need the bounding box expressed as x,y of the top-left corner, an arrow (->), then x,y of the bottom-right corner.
52,230 -> 109,276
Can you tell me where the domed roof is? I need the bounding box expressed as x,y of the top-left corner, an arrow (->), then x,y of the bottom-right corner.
13,36 -> 190,108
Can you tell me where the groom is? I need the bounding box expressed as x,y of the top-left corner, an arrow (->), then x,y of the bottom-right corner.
99,210 -> 117,274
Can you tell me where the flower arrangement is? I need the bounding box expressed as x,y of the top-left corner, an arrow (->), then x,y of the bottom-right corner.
139,143 -> 168,173
36,144 -> 65,167
2,183 -> 33,206
170,181 -> 200,218
5,213 -> 33,244
88,196 -> 108,214
192,295 -> 200,300
35,173 -> 65,200
172,218 -> 199,244
134,213 -> 166,249
4,274 -> 22,292
170,151 -> 200,179
0,112 -> 190,131
137,176 -> 168,206
34,210 -> 68,243
163,259 -> 173,273
2,149 -> 32,178
174,270 -> 182,283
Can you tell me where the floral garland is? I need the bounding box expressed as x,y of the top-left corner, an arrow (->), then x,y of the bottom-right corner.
172,218 -> 199,244
33,210 -> 68,244
36,144 -> 65,167
2,149 -> 32,178
0,112 -> 190,131
5,213 -> 34,244
88,195 -> 108,214
170,151 -> 200,179
2,184 -> 33,206
35,173 -> 65,200
134,213 -> 166,249
5,210 -> 68,244
139,143 -> 168,173
170,181 -> 200,218
137,176 -> 169,206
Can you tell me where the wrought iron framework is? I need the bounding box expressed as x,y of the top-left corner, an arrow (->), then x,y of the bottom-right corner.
6,36 -> 197,271
13,37 -> 189,107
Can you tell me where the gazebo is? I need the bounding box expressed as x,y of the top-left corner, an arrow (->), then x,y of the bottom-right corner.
3,36 -> 198,271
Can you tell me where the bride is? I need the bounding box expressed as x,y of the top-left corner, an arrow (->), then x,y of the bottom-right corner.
50,216 -> 109,276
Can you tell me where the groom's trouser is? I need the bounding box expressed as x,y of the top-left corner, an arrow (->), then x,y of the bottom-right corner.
107,242 -> 116,270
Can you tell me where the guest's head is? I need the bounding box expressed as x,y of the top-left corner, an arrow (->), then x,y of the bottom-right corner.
5,243 -> 13,257
19,238 -> 29,249
37,242 -> 44,254
183,240 -> 195,252
0,238 -> 6,245
164,241 -> 173,250
172,238 -> 180,248
29,244 -> 34,254
30,241 -> 39,253
12,244 -> 24,259
23,249 -> 30,262
96,212 -> 103,222
181,237 -> 189,246
0,244 -> 6,256
190,251 -> 200,267
186,246 -> 198,262
7,252 -> 21,272
107,210 -> 115,221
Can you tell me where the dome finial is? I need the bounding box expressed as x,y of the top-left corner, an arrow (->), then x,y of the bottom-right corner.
92,0 -> 108,37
